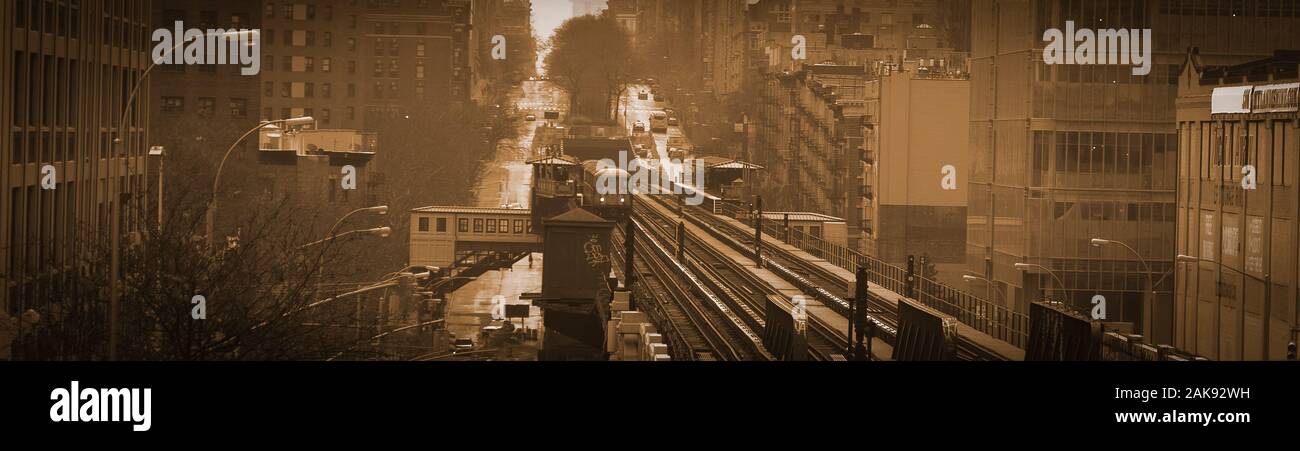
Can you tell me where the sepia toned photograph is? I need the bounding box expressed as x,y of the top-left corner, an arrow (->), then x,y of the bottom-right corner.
2,0 -> 1300,369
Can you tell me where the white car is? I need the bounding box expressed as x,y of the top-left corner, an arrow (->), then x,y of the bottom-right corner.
525,114 -> 536,121
632,121 -> 646,133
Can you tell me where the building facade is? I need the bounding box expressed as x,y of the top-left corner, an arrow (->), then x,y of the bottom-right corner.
4,0 -> 154,354
258,0 -> 482,130
967,0 -> 1300,345
1174,51 -> 1300,360
861,59 -> 969,273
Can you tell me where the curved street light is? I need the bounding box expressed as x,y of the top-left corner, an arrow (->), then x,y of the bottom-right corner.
1013,262 -> 1069,302
206,116 -> 315,250
1092,238 -> 1158,339
108,29 -> 259,360
299,227 -> 392,250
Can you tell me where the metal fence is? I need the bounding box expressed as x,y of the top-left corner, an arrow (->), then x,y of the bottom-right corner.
719,202 -> 1030,348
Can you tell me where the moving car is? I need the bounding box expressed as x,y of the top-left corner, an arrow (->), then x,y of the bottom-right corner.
638,91 -> 649,100
632,121 -> 646,133
452,337 -> 474,353
525,114 -> 536,121
667,117 -> 679,126
654,94 -> 665,102
666,133 -> 684,148
649,112 -> 668,132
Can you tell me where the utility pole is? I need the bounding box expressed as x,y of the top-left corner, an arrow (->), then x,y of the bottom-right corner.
753,196 -> 764,267
854,266 -> 869,360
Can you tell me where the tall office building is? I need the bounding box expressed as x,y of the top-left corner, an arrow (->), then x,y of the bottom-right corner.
258,0 -> 479,130
966,0 -> 1300,345
3,0 -> 153,354
1175,51 -> 1300,360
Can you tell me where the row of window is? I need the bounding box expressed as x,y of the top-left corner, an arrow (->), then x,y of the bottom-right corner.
416,216 -> 532,235
15,0 -> 152,49
264,81 -> 357,99
159,96 -> 248,117
262,55 -> 340,73
258,107 -> 350,124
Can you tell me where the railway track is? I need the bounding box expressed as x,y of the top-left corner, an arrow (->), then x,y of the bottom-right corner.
632,195 -> 841,360
611,207 -> 769,361
665,198 -> 1013,361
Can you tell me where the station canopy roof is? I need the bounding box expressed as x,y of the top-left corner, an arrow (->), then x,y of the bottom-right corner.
527,155 -> 582,166
695,155 -> 764,170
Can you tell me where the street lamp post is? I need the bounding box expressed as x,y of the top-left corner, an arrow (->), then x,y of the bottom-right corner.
299,227 -> 392,250
108,30 -> 258,360
206,116 -> 315,251
1013,262 -> 1069,303
963,274 -> 1004,329
1092,238 -> 1158,340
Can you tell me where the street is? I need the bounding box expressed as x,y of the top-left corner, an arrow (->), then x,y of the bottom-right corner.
442,80 -> 567,360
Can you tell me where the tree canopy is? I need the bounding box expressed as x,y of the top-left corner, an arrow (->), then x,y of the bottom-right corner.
544,14 -> 634,122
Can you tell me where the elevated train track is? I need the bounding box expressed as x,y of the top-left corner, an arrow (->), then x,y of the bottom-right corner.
628,189 -> 1017,361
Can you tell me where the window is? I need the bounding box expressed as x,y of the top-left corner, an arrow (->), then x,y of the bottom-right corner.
281,82 -> 291,97
458,218 -> 469,232
390,81 -> 398,96
322,57 -> 332,73
347,37 -> 356,51
324,6 -> 333,20
436,218 -> 447,233
324,32 -> 332,47
322,83 -> 332,98
416,41 -> 426,57
264,81 -> 274,97
162,96 -> 184,114
526,221 -> 533,233
265,28 -> 275,45
374,38 -> 385,56
389,60 -> 399,78
513,220 -> 524,234
497,219 -> 508,234
415,61 -> 424,79
265,3 -> 275,17
264,54 -> 274,71
306,31 -> 315,46
418,217 -> 430,232
230,98 -> 248,117
305,82 -> 315,98
473,219 -> 484,233
348,83 -> 356,97
373,21 -> 384,34
231,13 -> 247,28
486,219 -> 497,233
321,108 -> 330,124
348,60 -> 356,74
305,56 -> 314,72
307,4 -> 316,19
417,23 -> 427,35
281,4 -> 292,19
373,60 -> 384,77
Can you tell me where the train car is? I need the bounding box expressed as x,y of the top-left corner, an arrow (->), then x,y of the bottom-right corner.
579,160 -> 632,219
